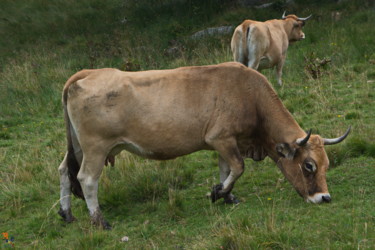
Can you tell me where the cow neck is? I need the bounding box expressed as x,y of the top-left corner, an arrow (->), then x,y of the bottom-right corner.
256,83 -> 305,150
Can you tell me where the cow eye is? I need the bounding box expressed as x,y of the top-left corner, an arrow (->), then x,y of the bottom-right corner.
304,162 -> 316,172
304,162 -> 316,173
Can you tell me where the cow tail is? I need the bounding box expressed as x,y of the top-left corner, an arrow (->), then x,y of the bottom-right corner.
244,25 -> 250,60
63,70 -> 94,200
65,107 -> 84,199
246,26 -> 250,40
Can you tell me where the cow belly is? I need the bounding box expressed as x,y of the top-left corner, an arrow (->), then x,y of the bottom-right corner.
110,138 -> 209,160
108,140 -> 155,159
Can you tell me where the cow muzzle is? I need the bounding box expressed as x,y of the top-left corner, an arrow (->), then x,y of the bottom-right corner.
306,193 -> 331,204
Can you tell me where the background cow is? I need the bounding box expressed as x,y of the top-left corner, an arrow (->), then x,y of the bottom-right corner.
231,12 -> 312,86
58,62 -> 349,229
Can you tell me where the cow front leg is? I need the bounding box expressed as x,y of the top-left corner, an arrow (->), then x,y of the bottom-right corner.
77,153 -> 111,230
218,155 -> 240,204
208,138 -> 245,203
58,152 -> 76,222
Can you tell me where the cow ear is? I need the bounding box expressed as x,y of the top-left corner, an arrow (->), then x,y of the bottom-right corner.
276,143 -> 296,159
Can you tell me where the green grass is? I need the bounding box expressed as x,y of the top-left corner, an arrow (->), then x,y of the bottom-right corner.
1,0 -> 374,249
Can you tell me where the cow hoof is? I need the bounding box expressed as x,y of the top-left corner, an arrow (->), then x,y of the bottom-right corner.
91,210 -> 112,230
92,218 -> 112,230
224,194 -> 240,205
100,220 -> 112,230
58,208 -> 76,223
211,183 -> 224,203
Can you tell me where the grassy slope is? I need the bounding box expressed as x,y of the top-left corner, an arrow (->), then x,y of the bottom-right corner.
1,0 -> 374,249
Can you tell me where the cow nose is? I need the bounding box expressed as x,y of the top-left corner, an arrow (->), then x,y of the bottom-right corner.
322,194 -> 331,203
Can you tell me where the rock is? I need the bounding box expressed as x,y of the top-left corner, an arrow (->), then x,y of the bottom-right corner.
191,26 -> 234,39
121,236 -> 129,242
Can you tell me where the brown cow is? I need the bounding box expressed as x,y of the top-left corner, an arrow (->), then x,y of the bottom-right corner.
58,62 -> 350,229
231,12 -> 312,86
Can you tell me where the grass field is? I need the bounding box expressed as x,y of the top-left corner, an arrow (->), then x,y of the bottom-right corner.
1,0 -> 374,249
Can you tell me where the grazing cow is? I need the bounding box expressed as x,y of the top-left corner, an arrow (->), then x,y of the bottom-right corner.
231,12 -> 312,86
58,62 -> 350,229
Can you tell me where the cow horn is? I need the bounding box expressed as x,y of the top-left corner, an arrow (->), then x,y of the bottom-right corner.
297,14 -> 312,21
296,129 -> 312,146
323,126 -> 351,145
282,11 -> 287,19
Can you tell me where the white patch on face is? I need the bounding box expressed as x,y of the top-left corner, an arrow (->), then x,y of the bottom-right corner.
306,193 -> 330,204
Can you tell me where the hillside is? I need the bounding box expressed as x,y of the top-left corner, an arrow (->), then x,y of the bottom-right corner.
1,0 -> 374,248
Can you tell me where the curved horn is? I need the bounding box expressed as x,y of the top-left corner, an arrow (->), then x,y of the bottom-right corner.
282,11 -> 287,19
296,129 -> 312,146
297,14 -> 312,21
323,126 -> 351,145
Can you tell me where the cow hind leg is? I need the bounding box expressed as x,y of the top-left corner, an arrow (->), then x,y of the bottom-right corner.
247,56 -> 261,70
58,152 -> 76,222
208,137 -> 245,203
77,151 -> 111,230
233,46 -> 247,66
276,56 -> 286,86
246,42 -> 262,70
218,156 -> 240,204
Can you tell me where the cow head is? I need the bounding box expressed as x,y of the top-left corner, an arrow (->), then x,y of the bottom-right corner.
282,11 -> 312,42
275,127 -> 350,203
